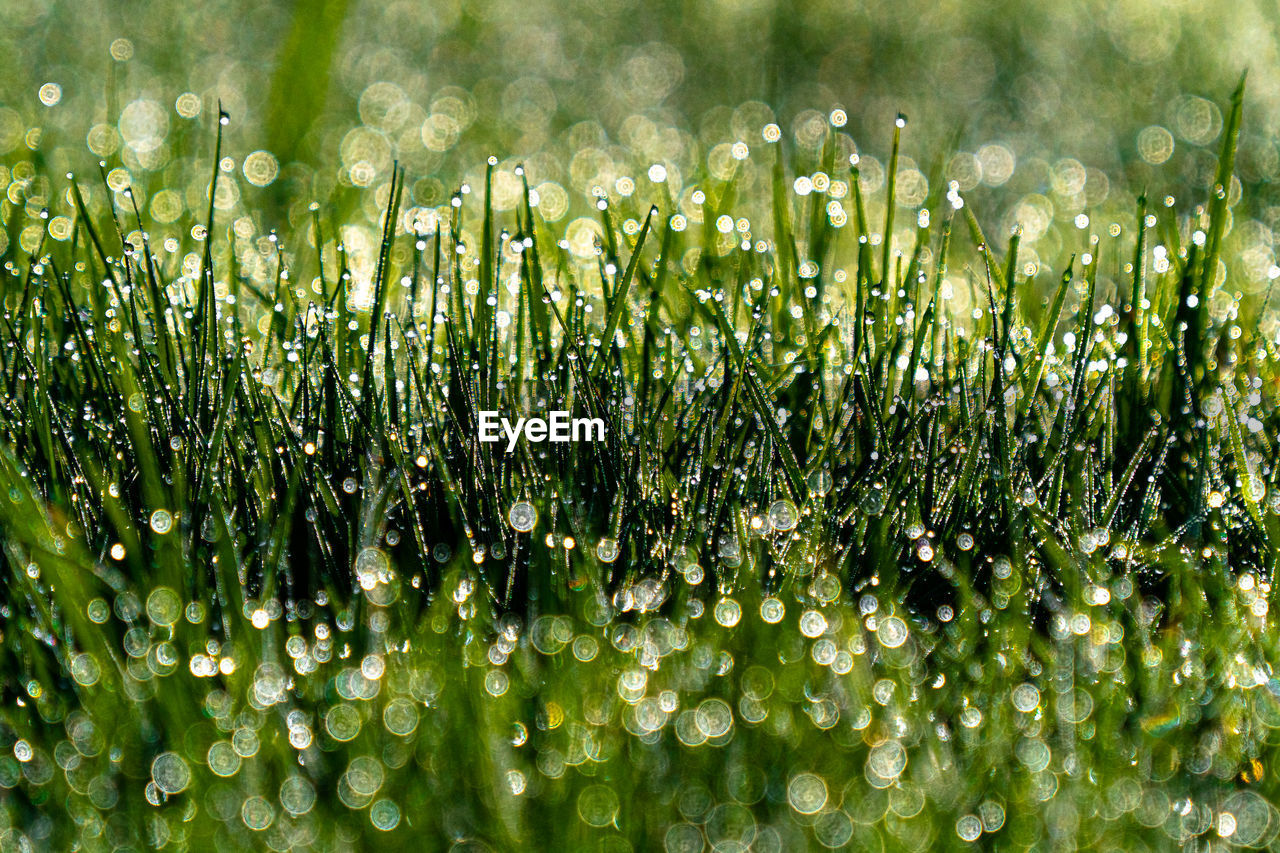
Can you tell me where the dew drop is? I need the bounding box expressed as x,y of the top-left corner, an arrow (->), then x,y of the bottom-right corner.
807,470 -> 833,497
151,752 -> 190,794
714,597 -> 741,627
788,773 -> 828,815
877,616 -> 908,648
149,509 -> 173,534
799,610 -> 828,637
596,537 -> 619,563
759,597 -> 785,624
768,499 -> 798,532
509,501 -> 537,532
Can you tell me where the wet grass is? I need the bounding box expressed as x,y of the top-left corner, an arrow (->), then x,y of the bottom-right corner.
0,79 -> 1279,850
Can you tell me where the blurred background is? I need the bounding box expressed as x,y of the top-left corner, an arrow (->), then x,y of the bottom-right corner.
7,0 -> 1279,181
2,0 -> 1279,304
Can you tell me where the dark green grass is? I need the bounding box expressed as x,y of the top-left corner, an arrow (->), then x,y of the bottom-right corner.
0,79 -> 1279,850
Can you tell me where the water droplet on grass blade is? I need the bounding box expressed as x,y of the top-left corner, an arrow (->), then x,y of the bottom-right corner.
768,499 -> 798,531
760,597 -> 784,623
485,670 -> 509,696
70,654 -> 100,686
956,815 -> 983,841
877,616 -> 908,647
207,741 -> 240,777
868,740 -> 907,781
578,785 -> 620,827
788,773 -> 828,814
509,501 -> 537,532
807,470 -> 833,496
383,698 -> 419,736
573,635 -> 599,661
145,587 -> 181,626
241,795 -> 274,830
665,823 -> 703,853
345,756 -> 385,798
279,776 -> 316,816
326,705 -> 361,741
531,616 -> 571,654
705,802 -> 755,848
799,610 -> 828,637
370,799 -> 401,831
810,573 -> 840,603
355,547 -> 390,590
814,809 -> 854,848
695,699 -> 733,738
151,752 -> 190,794
979,800 -> 1006,832
1012,683 -> 1041,712
714,598 -> 741,627
86,599 -> 109,623
149,509 -> 173,534
1218,791 -> 1272,846
861,486 -> 886,515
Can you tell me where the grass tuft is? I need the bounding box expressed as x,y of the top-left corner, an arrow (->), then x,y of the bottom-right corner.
0,83 -> 1277,849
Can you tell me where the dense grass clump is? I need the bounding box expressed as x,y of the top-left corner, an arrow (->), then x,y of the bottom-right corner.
1,81 -> 1280,850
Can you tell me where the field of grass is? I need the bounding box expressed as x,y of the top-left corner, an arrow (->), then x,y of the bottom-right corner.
1,37 -> 1280,850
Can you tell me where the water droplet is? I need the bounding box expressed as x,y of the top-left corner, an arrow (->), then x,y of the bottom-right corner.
151,752 -> 190,794
149,509 -> 173,534
241,795 -> 274,830
665,823 -> 703,852
383,698 -> 419,736
577,785 -> 620,827
279,776 -> 316,816
768,499 -> 798,532
145,587 -> 181,626
531,616 -> 572,654
861,486 -> 886,515
878,616 -> 908,648
70,654 -> 100,686
1012,683 -> 1041,712
788,773 -> 828,814
355,547 -> 390,590
759,597 -> 785,624
370,799 -> 401,831
485,670 -> 509,696
207,741 -> 241,777
868,740 -> 907,780
573,635 -> 599,661
326,704 -> 361,741
714,598 -> 741,627
956,814 -> 983,842
86,598 -> 110,623
799,610 -> 828,637
509,501 -> 537,532
695,698 -> 733,737
807,470 -> 833,496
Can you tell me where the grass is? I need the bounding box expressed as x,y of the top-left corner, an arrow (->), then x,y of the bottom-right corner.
0,78 -> 1279,850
